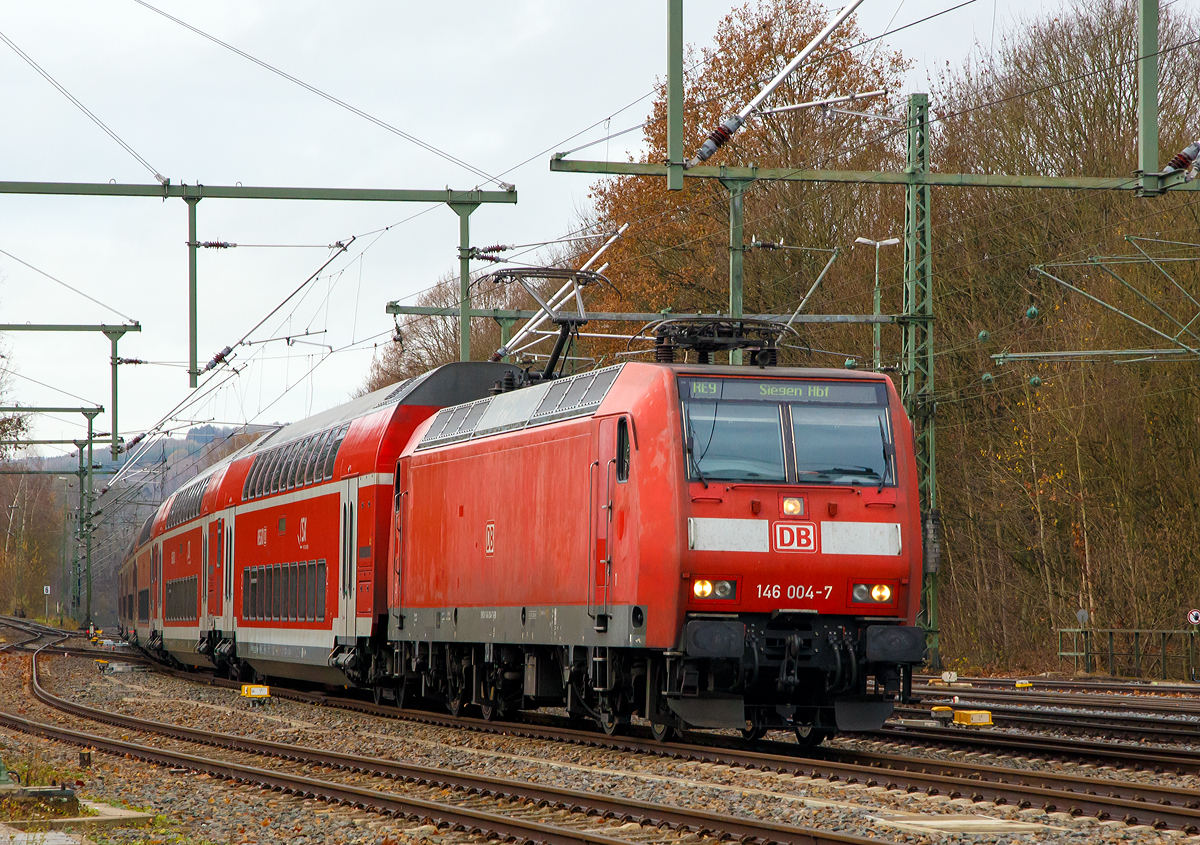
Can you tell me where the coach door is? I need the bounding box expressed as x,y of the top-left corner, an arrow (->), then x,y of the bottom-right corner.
223,513 -> 235,631
207,518 -> 223,620
339,477 -> 359,642
151,542 -> 160,625
589,417 -> 618,630
201,525 -> 209,623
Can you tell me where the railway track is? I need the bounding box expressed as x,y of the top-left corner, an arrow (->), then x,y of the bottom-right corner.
3,648 -> 875,845
896,701 -> 1200,745
917,674 -> 1200,696
36,651 -> 1200,833
909,683 -> 1200,743
919,685 -> 1200,718
10,619 -> 1200,833
0,616 -> 69,652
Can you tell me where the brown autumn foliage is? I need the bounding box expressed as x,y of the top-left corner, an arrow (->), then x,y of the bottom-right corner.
366,0 -> 1200,674
928,0 -> 1200,673
585,0 -> 909,341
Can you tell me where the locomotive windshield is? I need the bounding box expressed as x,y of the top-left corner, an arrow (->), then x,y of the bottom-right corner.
679,377 -> 893,486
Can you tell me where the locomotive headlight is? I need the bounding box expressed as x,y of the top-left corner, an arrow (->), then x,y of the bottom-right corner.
852,583 -> 893,603
713,580 -> 736,599
782,497 -> 804,516
693,579 -> 713,598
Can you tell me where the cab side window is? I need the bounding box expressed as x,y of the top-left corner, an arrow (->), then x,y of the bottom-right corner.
616,418 -> 630,483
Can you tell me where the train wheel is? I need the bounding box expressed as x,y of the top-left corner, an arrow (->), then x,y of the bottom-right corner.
479,702 -> 499,721
597,712 -> 621,736
650,722 -> 677,743
741,726 -> 767,741
793,725 -> 825,747
395,679 -> 408,710
372,684 -> 385,706
447,694 -> 464,717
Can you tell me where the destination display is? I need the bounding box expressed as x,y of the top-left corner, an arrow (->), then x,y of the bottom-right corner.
680,377 -> 886,405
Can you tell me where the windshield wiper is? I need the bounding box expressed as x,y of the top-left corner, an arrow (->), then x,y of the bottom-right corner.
686,434 -> 709,489
877,416 -> 894,493
801,465 -> 880,477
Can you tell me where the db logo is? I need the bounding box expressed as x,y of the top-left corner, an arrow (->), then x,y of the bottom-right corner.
484,521 -> 495,556
1188,609 -> 1200,626
773,521 -> 817,553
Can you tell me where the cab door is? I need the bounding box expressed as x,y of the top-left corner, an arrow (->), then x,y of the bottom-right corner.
390,462 -> 408,617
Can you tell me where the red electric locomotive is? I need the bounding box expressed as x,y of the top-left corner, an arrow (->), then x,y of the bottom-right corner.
120,355 -> 925,742
378,360 -> 925,739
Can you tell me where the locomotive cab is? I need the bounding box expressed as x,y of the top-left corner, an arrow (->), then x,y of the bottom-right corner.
667,367 -> 925,739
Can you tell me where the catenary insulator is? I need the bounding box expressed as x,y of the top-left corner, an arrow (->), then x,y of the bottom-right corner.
654,335 -> 676,363
689,115 -> 745,166
1164,140 -> 1200,173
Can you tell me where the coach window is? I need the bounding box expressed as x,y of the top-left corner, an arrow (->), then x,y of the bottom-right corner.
304,430 -> 326,485
289,438 -> 310,489
312,561 -> 321,619
313,429 -> 335,482
243,458 -> 259,500
256,448 -> 275,498
280,443 -> 297,491
303,434 -> 320,484
324,424 -> 349,480
255,453 -> 270,497
284,561 -> 294,619
282,442 -> 301,491
315,559 -> 326,620
292,562 -> 302,621
245,569 -> 253,620
249,453 -> 265,499
303,435 -> 318,482
274,444 -> 292,493
616,418 -> 630,483
256,566 -> 266,619
268,445 -> 288,494
286,439 -> 305,489
281,564 -> 291,620
264,446 -> 284,495
300,435 -> 316,486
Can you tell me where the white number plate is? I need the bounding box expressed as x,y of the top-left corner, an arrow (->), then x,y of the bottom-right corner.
755,584 -> 832,600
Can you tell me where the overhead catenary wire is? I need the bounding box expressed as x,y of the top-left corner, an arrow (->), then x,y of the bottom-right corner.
133,0 -> 511,190
0,29 -> 166,185
4,369 -> 102,407
0,247 -> 137,323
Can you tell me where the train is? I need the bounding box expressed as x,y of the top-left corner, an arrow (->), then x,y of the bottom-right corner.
119,357 -> 926,742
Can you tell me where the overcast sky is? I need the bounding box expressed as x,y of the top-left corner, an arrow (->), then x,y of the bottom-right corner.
0,0 -> 1063,456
